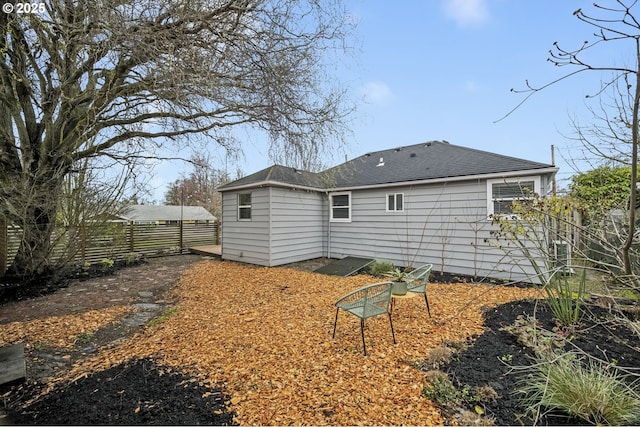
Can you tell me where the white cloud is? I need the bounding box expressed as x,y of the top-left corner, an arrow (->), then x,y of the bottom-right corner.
442,0 -> 490,27
361,81 -> 394,104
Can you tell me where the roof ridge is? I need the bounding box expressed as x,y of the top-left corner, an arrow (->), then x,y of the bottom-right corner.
359,140 -> 445,158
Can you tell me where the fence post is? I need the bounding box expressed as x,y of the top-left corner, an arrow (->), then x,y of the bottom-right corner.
128,222 -> 135,253
0,217 -> 6,276
215,221 -> 220,245
179,220 -> 184,253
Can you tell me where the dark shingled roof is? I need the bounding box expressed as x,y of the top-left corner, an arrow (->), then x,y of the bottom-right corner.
218,141 -> 556,191
217,165 -> 322,190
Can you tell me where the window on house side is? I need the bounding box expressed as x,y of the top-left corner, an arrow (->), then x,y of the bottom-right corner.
238,193 -> 252,220
387,193 -> 404,212
488,179 -> 537,217
330,192 -> 351,222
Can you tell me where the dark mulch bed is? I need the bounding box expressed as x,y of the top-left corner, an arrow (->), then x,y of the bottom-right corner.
444,299 -> 640,425
3,358 -> 237,425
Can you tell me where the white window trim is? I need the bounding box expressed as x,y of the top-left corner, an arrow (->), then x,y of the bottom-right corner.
487,177 -> 541,219
238,192 -> 252,221
386,192 -> 404,212
330,191 -> 351,222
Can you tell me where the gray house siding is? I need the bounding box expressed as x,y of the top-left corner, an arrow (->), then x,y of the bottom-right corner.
221,189 -> 271,265
221,187 -> 326,266
327,178 -> 542,282
218,143 -> 558,283
269,188 -> 326,265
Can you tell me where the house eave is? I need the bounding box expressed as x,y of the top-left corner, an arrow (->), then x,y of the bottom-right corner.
218,180 -> 323,193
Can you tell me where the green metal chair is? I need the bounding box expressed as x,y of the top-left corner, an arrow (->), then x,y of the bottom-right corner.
405,264 -> 433,317
332,281 -> 396,356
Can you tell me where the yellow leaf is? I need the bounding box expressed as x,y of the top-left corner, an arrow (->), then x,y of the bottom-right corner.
474,405 -> 484,415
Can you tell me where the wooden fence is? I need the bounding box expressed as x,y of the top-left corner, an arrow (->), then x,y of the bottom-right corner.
0,221 -> 219,274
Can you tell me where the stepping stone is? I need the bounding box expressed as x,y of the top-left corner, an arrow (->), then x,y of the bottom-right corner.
134,303 -> 161,311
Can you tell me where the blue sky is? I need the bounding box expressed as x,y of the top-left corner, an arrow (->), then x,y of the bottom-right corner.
148,0 -> 633,202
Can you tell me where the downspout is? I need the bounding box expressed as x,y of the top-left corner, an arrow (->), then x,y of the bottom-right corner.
328,193 -> 332,259
268,187 -> 273,266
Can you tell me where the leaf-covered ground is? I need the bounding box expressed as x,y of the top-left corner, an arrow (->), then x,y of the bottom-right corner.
2,260 -> 542,425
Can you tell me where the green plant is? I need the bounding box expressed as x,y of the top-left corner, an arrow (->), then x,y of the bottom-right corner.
100,258 -> 114,270
546,268 -> 586,330
125,252 -> 141,265
422,371 -> 497,407
383,268 -> 411,282
422,372 -> 459,406
369,260 -> 395,277
33,341 -> 47,351
500,353 -> 513,363
520,352 -> 640,425
501,314 -> 564,356
147,307 -> 179,327
75,332 -> 92,344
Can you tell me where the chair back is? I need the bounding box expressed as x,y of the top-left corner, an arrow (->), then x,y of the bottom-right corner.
362,282 -> 393,317
335,282 -> 393,319
406,264 -> 433,290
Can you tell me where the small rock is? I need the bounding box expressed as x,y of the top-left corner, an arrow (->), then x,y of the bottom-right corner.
134,303 -> 161,311
81,343 -> 97,354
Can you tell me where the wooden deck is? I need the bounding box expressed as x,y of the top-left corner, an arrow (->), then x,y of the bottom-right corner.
189,245 -> 222,257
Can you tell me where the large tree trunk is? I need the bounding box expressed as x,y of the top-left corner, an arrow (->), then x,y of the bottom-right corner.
6,175 -> 63,282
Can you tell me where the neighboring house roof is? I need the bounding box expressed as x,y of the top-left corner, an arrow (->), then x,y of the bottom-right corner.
116,205 -> 217,221
218,140 -> 558,192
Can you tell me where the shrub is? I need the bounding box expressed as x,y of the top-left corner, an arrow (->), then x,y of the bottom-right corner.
369,260 -> 395,277
521,352 -> 640,425
422,372 -> 459,406
423,370 -> 498,425
424,346 -> 454,370
456,409 -> 496,426
545,268 -> 586,330
100,258 -> 115,270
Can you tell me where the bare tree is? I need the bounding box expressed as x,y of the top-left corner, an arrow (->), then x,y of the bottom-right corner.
164,154 -> 233,219
0,0 -> 354,281
565,77 -> 635,168
504,1 -> 640,281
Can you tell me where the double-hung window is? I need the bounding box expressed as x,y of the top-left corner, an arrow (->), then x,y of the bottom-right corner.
238,193 -> 252,220
487,178 -> 539,218
330,192 -> 351,222
386,193 -> 404,212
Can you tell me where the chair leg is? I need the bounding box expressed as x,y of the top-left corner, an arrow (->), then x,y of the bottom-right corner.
388,312 -> 396,344
332,308 -> 339,338
424,293 -> 431,317
360,318 -> 367,356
